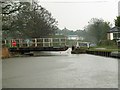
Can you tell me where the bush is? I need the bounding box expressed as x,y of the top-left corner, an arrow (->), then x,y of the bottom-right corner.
98,40 -> 117,48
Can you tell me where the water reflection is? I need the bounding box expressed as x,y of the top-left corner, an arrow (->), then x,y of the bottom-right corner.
33,48 -> 72,56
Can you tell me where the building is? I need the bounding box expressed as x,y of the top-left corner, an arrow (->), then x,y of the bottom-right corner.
67,35 -> 83,40
107,1 -> 120,47
107,27 -> 120,40
67,35 -> 79,40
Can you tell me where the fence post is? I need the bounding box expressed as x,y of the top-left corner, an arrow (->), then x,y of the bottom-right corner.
51,38 -> 53,47
43,38 -> 45,47
48,38 -> 51,47
35,38 -> 37,47
19,39 -> 21,47
59,38 -> 61,46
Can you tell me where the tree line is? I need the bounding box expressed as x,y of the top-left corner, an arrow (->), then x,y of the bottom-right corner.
57,18 -> 111,44
57,16 -> 120,45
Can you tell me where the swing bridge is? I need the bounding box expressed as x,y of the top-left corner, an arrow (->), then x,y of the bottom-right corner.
2,38 -> 69,53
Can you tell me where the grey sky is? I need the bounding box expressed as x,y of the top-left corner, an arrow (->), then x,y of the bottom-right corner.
39,0 -> 119,30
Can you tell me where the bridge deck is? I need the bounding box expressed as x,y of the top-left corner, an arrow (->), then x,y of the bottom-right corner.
9,46 -> 69,53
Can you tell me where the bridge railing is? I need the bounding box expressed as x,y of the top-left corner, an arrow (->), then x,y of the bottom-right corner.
2,38 -> 67,48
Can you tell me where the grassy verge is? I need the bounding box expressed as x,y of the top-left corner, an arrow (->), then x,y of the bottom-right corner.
88,46 -> 120,52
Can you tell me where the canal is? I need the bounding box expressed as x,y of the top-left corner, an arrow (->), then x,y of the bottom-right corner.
2,48 -> 118,88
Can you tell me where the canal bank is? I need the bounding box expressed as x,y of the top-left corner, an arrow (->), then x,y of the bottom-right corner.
2,46 -> 10,59
71,47 -> 120,58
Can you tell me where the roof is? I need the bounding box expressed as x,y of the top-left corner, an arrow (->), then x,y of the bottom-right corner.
108,26 -> 120,33
48,35 -> 67,38
67,35 -> 78,37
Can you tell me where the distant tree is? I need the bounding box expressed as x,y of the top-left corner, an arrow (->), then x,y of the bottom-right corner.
58,27 -> 76,36
115,16 -> 120,27
84,18 -> 111,44
56,28 -> 86,40
75,30 -> 86,38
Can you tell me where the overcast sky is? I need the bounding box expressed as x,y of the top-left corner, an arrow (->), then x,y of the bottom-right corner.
38,0 -> 119,30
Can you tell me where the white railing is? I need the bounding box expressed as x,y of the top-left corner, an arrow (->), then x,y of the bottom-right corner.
2,38 -> 67,47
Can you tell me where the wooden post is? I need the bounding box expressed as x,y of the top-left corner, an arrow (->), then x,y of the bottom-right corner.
10,39 -> 13,47
4,39 -> 7,45
51,38 -> 53,47
35,38 -> 37,47
59,38 -> 61,46
48,38 -> 51,47
19,39 -> 21,47
21,39 -> 23,47
22,39 -> 24,47
63,38 -> 66,46
65,38 -> 67,46
43,38 -> 45,47
9,40 -> 11,47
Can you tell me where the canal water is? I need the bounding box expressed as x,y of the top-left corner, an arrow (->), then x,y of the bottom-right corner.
2,48 -> 118,88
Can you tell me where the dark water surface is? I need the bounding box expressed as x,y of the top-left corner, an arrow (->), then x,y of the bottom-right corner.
2,49 -> 118,88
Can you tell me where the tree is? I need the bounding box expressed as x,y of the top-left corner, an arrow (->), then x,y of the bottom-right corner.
2,1 -> 23,15
115,16 -> 120,27
2,1 -> 30,38
84,18 -> 111,44
2,1 -> 58,39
